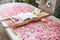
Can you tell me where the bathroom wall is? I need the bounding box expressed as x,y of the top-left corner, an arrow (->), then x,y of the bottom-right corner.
36,0 -> 57,14
0,0 -> 12,4
54,0 -> 60,18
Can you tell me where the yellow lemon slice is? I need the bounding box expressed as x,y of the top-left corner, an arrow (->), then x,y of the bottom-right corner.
29,29 -> 32,34
16,31 -> 19,35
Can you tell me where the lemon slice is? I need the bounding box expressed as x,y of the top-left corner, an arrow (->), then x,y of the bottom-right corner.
29,29 -> 32,34
16,31 -> 19,35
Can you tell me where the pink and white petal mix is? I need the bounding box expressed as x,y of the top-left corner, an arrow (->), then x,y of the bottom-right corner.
12,17 -> 60,40
0,5 -> 60,40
